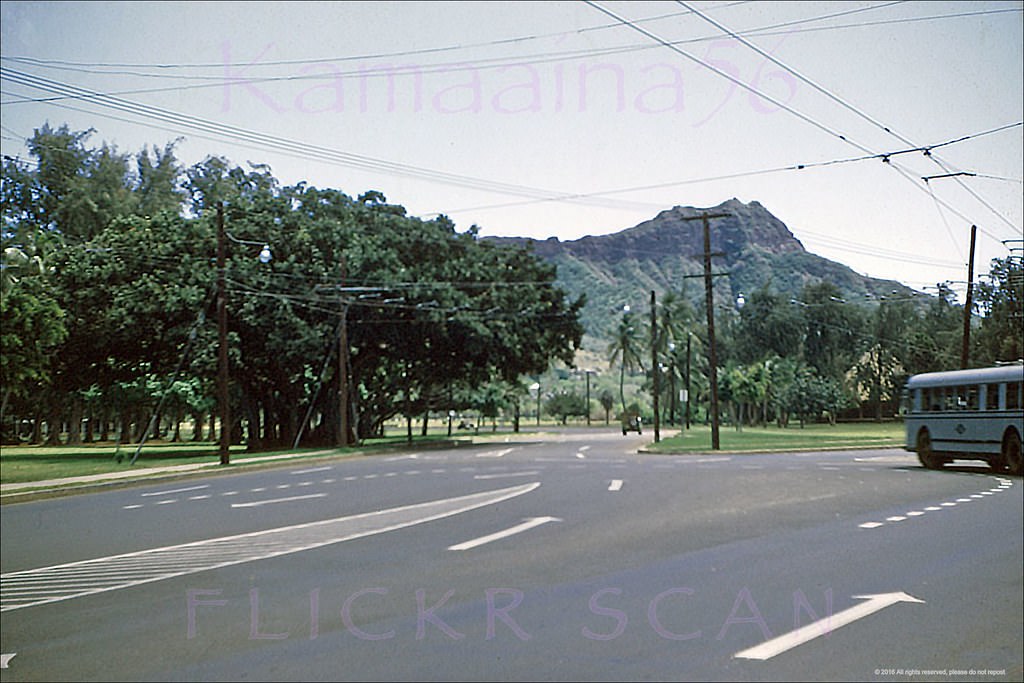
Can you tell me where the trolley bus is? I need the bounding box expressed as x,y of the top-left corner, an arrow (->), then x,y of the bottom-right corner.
904,364 -> 1023,475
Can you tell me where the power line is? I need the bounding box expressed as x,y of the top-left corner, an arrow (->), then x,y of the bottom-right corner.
4,5 -> 1014,103
436,122 -> 1022,217
585,1 -> 1019,254
677,0 -> 1021,243
0,1 -> 914,74
0,67 -> 658,213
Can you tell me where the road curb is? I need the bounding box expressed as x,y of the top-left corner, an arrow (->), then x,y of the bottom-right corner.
0,438 -> 473,504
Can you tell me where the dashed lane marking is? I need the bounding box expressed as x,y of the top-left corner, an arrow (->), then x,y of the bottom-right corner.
858,476 -> 1014,529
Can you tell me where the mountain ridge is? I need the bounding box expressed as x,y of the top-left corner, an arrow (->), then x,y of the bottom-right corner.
486,199 -> 918,347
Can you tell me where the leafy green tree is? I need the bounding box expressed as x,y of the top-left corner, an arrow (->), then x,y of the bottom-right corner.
775,366 -> 844,428
722,361 -> 769,430
904,282 -> 962,373
973,257 -> 1023,364
136,141 -> 185,217
545,390 -> 588,425
848,296 -> 912,420
735,288 -> 806,364
2,127 -> 586,449
0,276 -> 66,439
801,282 -> 865,378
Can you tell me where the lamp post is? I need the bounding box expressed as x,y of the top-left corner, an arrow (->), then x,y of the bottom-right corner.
685,333 -> 691,430
215,201 -> 272,466
585,369 -> 592,426
668,342 -> 676,426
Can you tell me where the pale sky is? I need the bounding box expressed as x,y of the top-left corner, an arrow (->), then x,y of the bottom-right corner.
2,1 -> 1022,299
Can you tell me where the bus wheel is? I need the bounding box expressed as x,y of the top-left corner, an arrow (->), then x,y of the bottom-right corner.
1003,429 -> 1023,476
916,429 -> 942,469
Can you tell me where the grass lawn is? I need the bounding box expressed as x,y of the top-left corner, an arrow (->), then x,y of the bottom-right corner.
0,432 -> 472,485
647,421 -> 906,454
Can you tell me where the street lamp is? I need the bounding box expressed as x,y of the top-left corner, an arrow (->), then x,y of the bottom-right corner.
668,343 -> 676,426
216,201 -> 272,466
685,332 -> 692,430
584,369 -> 593,426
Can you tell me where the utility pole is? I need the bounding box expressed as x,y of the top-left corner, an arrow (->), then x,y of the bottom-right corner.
216,202 -> 231,466
651,290 -> 660,443
684,211 -> 729,450
960,224 -> 977,369
339,300 -> 351,446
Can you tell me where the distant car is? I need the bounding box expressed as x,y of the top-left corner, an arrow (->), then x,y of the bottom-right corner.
621,413 -> 642,435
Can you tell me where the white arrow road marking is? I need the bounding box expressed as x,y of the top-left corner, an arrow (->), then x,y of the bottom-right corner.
230,493 -> 327,508
1,653 -> 14,669
0,482 -> 539,612
608,479 -> 624,491
734,592 -> 925,660
448,516 -> 561,551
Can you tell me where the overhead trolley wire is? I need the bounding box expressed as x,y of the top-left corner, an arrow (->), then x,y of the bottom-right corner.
0,66 -> 658,213
586,1 -> 1020,254
676,0 -> 1022,245
5,4 -> 1014,103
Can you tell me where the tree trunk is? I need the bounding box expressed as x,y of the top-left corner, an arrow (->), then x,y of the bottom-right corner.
192,412 -> 205,442
67,398 -> 83,445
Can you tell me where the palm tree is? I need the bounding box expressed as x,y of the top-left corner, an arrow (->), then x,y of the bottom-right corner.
607,309 -> 645,414
654,293 -> 695,423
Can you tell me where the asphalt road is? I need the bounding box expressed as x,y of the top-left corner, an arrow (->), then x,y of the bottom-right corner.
1,427 -> 1021,682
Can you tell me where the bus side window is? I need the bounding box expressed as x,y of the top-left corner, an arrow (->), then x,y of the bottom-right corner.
1009,382 -> 1022,410
952,386 -> 967,410
925,388 -> 936,412
986,383 -> 1001,410
965,385 -> 979,410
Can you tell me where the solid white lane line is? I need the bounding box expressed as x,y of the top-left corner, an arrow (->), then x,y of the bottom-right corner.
448,516 -> 561,551
473,471 -> 541,480
290,466 -> 332,475
231,494 -> 327,508
140,485 -> 209,497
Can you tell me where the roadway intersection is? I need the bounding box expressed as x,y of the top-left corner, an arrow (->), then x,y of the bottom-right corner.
1,428 -> 1020,681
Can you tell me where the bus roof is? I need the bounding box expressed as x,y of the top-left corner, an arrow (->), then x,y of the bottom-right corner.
906,364 -> 1024,389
